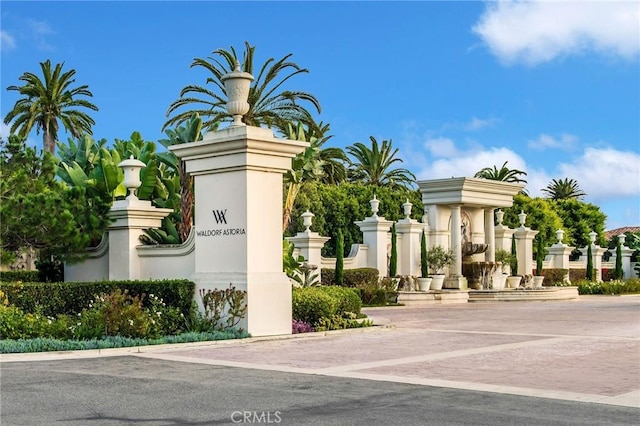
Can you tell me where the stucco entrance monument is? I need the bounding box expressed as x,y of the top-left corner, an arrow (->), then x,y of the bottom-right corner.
171,64 -> 308,336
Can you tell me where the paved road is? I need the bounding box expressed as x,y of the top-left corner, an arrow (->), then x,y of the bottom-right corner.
2,295 -> 639,425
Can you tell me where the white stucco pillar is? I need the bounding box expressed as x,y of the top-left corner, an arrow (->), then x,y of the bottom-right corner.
450,205 -> 462,276
515,227 -> 538,276
355,216 -> 394,278
171,125 -> 308,337
286,230 -> 330,283
396,218 -> 425,277
484,208 -> 495,262
107,198 -> 172,280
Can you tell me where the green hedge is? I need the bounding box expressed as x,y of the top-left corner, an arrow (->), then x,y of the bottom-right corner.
292,285 -> 363,327
292,287 -> 337,326
321,268 -> 379,288
0,270 -> 40,283
543,269 -> 569,285
0,280 -> 195,317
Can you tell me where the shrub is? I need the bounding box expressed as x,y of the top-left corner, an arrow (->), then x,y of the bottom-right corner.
0,279 -> 195,318
543,268 -> 569,285
319,286 -> 362,315
0,270 -> 40,283
292,287 -> 337,326
569,269 -> 591,284
292,319 -> 314,334
321,268 -> 379,288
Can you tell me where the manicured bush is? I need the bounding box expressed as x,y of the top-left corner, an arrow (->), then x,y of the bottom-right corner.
292,287 -> 338,326
319,286 -> 362,315
292,319 -> 314,334
543,268 -> 569,285
575,278 -> 640,295
569,269 -> 590,284
0,270 -> 40,283
321,268 -> 379,288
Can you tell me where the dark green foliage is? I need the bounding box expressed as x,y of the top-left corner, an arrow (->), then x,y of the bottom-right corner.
389,223 -> 397,277
510,234 -> 518,275
291,287 -> 337,326
335,229 -> 344,286
544,269 -> 569,285
502,194 -> 563,246
550,199 -> 606,249
1,135 -> 111,263
320,268 -> 379,288
0,271 -> 39,282
614,239 -> 624,280
288,181 -> 423,257
420,230 -> 428,278
586,243 -> 594,281
292,286 -> 364,329
317,286 -> 362,315
0,279 -> 195,318
535,235 -> 545,276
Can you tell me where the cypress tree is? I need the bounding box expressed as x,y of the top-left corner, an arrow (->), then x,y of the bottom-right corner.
335,228 -> 344,286
389,223 -> 397,277
586,242 -> 594,281
510,234 -> 518,276
420,229 -> 428,278
614,237 -> 623,280
536,235 -> 544,276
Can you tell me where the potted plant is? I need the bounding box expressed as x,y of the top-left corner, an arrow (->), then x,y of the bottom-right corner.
417,229 -> 432,291
534,235 -> 546,287
493,249 -> 512,290
427,245 -> 453,290
506,234 -> 522,289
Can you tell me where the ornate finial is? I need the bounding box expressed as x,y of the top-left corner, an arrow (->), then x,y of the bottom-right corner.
402,198 -> 412,219
301,210 -> 314,233
370,195 -> 380,217
221,61 -> 254,127
118,157 -> 146,200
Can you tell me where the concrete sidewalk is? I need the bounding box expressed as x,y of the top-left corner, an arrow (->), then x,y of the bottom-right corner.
2,295 -> 639,409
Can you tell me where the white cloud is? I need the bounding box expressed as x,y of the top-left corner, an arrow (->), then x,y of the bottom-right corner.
27,19 -> 55,51
473,1 -> 640,65
465,116 -> 498,131
0,31 -> 16,52
528,133 -> 578,150
556,147 -> 640,199
423,137 -> 459,158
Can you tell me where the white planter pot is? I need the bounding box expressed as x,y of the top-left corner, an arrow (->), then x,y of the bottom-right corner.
506,276 -> 522,289
430,274 -> 445,290
417,277 -> 432,291
492,273 -> 508,290
533,276 -> 545,288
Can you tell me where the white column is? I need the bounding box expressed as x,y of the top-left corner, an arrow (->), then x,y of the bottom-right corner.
171,125 -> 308,337
356,216 -> 394,278
484,208 -> 495,262
450,205 -> 462,276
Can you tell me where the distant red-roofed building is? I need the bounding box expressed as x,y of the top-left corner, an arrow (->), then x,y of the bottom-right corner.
605,226 -> 640,242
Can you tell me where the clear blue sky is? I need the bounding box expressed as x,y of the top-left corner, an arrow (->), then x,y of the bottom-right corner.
2,1 -> 639,231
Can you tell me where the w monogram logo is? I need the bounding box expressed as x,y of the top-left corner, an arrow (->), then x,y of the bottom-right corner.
212,209 -> 228,224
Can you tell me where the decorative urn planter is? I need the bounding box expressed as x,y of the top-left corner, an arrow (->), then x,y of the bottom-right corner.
506,276 -> 522,289
533,276 -> 545,288
417,277 -> 432,291
430,274 -> 445,290
221,61 -> 254,126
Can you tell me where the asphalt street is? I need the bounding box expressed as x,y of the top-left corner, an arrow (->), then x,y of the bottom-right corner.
1,356 -> 638,426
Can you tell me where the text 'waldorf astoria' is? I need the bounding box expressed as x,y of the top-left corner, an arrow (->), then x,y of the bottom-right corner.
196,209 -> 246,237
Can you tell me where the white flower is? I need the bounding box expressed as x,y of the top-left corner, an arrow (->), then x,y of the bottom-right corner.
128,319 -> 134,326
47,319 -> 52,325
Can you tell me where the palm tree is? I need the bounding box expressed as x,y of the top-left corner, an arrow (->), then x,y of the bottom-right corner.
306,120 -> 348,185
346,136 -> 416,188
542,178 -> 586,200
4,60 -> 98,155
164,41 -> 321,133
474,161 -> 527,184
157,113 -> 204,242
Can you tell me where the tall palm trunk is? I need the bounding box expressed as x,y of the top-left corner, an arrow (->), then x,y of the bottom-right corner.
43,129 -> 56,154
283,182 -> 301,232
179,161 -> 194,241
